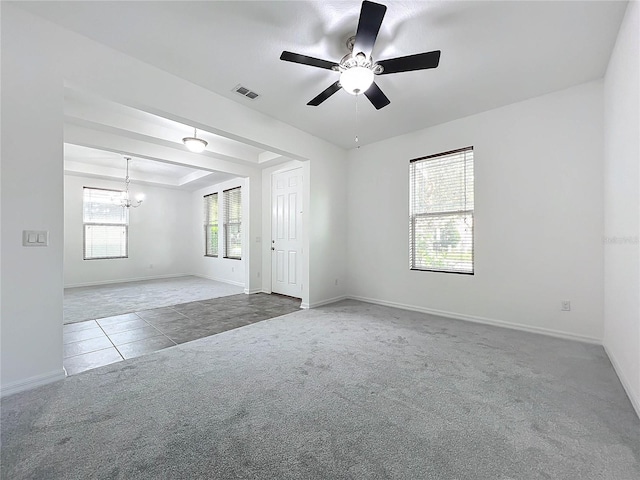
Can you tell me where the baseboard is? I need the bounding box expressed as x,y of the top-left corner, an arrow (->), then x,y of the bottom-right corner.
308,295 -> 348,309
244,288 -> 263,294
1,369 -> 66,398
603,345 -> 640,419
193,274 -> 245,288
347,295 -> 602,345
65,273 -> 189,289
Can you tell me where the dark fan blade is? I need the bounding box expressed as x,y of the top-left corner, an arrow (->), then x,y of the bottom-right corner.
364,82 -> 390,110
377,51 -> 441,75
307,81 -> 342,106
353,1 -> 387,58
280,51 -> 338,70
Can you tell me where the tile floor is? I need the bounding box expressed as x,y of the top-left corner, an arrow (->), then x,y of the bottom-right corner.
63,293 -> 301,375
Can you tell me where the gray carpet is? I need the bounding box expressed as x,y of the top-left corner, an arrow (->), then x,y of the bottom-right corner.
63,293 -> 302,375
64,276 -> 244,324
2,300 -> 639,479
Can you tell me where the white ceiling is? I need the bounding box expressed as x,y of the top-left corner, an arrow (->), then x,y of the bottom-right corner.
19,1 -> 627,152
62,86 -> 289,189
64,144 -> 239,191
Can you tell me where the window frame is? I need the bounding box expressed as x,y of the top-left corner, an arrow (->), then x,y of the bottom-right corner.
204,192 -> 219,257
409,146 -> 474,275
82,186 -> 129,260
223,186 -> 242,260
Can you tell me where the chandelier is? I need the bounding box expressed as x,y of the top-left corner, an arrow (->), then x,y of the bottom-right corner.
121,157 -> 144,209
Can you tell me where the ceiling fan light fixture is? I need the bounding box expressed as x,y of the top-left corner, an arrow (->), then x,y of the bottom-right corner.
280,1 -> 440,109
182,128 -> 208,153
340,66 -> 374,95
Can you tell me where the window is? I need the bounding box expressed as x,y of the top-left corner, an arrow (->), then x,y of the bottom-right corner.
409,147 -> 474,274
223,187 -> 242,259
83,187 -> 128,260
204,193 -> 219,257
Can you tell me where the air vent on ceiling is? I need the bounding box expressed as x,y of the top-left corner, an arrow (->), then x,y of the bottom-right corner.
233,84 -> 260,100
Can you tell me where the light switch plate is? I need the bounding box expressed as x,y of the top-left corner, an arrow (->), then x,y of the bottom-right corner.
23,230 -> 49,246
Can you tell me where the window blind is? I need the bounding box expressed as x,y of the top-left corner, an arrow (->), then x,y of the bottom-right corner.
223,187 -> 242,259
204,193 -> 218,257
83,187 -> 128,259
409,147 -> 474,274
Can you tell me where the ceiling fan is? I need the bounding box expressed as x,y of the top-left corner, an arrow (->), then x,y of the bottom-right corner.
280,0 -> 441,110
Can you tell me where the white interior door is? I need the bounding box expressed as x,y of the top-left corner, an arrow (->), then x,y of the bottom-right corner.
271,168 -> 303,298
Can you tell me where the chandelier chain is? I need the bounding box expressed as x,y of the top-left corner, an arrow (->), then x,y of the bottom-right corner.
121,157 -> 143,209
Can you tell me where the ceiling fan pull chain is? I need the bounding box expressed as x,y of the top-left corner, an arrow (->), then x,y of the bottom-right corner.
355,93 -> 360,148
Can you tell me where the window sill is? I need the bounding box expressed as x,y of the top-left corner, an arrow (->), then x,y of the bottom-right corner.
84,256 -> 128,260
410,268 -> 474,275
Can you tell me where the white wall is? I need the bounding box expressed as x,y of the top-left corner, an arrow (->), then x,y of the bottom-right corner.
258,156 -> 348,308
603,0 -> 640,415
244,171 -> 264,295
347,81 -> 604,343
308,154 -> 348,307
42,6 -> 347,307
64,174 -> 192,287
190,178 -> 247,287
1,6 -> 65,393
1,4 -> 348,394
258,156 -> 348,309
